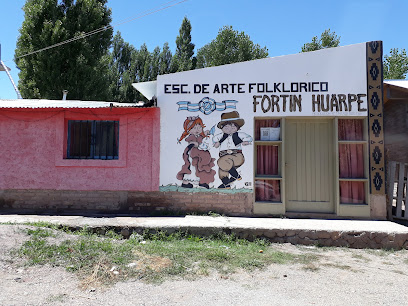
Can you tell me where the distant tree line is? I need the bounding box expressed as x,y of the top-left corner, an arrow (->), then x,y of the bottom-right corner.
14,1 -> 407,101
15,1 -> 268,102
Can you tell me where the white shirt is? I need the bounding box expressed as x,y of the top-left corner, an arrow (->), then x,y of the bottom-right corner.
213,132 -> 253,151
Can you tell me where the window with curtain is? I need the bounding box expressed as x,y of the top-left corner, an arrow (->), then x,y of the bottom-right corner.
255,119 -> 280,141
255,180 -> 281,202
338,119 -> 366,204
255,119 -> 281,202
256,145 -> 279,176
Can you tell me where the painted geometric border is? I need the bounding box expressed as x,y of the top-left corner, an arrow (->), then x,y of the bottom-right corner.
367,41 -> 385,194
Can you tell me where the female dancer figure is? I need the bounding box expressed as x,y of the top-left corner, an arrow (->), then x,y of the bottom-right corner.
177,116 -> 215,189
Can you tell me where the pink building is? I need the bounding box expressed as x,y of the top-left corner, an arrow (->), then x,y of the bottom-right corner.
0,100 -> 162,213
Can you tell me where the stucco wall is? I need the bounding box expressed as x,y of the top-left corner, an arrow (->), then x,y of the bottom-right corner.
0,107 -> 160,191
384,100 -> 408,163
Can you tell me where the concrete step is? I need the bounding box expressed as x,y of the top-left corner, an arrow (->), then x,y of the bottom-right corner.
1,214 -> 408,249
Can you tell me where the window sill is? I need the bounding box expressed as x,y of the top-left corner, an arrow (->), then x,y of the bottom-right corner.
339,202 -> 368,206
254,201 -> 283,204
255,140 -> 282,145
55,158 -> 126,168
255,175 -> 282,180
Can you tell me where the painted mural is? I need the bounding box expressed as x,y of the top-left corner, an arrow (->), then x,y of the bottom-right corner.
212,111 -> 252,189
170,101 -> 253,191
176,115 -> 215,189
157,43 -> 370,193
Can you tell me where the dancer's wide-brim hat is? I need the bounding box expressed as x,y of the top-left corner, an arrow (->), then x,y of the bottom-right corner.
217,111 -> 245,129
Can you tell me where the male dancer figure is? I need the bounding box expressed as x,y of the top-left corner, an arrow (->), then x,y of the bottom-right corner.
213,111 -> 252,189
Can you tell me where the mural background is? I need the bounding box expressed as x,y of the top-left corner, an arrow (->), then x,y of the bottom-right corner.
157,43 -> 368,191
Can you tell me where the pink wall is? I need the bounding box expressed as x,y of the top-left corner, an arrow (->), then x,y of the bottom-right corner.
0,107 -> 160,191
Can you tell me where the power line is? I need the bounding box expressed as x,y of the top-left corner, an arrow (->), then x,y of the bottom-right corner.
9,0 -> 189,62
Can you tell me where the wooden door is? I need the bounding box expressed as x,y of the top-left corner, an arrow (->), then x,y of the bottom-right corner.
285,119 -> 334,213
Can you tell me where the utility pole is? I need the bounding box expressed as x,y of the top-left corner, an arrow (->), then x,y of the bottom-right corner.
0,44 -> 22,99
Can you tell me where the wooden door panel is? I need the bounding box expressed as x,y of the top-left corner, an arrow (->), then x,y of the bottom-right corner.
286,119 -> 334,213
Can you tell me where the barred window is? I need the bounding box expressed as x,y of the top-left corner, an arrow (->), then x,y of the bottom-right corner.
67,120 -> 119,160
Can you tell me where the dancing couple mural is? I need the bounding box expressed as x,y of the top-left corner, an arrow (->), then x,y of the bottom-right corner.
176,110 -> 253,190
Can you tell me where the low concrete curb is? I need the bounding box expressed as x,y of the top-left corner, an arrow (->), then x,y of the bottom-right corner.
1,214 -> 408,249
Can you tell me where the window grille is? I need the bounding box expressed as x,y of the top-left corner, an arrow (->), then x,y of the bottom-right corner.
67,120 -> 119,160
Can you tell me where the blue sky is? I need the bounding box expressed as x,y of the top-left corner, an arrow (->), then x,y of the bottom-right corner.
1,0 -> 407,100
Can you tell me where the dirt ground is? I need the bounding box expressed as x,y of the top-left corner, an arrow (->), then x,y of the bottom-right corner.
1,224 -> 408,306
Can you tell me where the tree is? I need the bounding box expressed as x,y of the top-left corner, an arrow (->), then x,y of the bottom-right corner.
195,26 -> 268,68
150,46 -> 161,80
107,32 -> 173,103
15,0 -> 113,100
172,17 -> 195,72
384,48 -> 408,79
301,29 -> 340,52
132,43 -> 152,83
107,31 -> 136,102
158,42 -> 173,75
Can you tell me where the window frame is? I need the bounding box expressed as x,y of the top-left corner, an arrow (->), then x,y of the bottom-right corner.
55,113 -> 127,168
253,117 -> 285,215
335,117 -> 370,217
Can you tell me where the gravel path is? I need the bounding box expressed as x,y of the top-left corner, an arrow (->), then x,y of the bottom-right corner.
1,224 -> 408,306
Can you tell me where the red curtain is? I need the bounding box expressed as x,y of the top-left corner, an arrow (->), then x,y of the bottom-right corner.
340,181 -> 365,204
255,180 -> 281,202
256,145 -> 280,201
257,145 -> 278,176
338,119 -> 365,204
339,144 -> 364,178
255,119 -> 281,202
255,119 -> 280,141
338,119 -> 363,140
